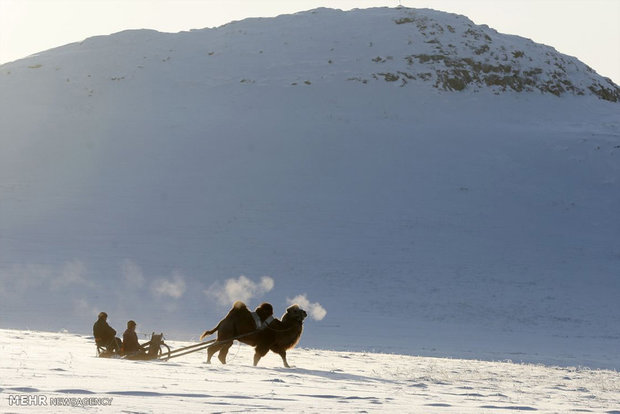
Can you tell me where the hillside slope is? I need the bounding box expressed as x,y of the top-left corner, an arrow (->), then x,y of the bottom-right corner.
1,7 -> 619,368
2,7 -> 618,100
2,328 -> 619,413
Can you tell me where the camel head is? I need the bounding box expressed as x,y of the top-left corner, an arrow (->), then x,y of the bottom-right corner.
284,304 -> 308,324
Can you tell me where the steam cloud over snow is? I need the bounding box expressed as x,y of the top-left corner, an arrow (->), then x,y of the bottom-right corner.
73,298 -> 98,318
206,275 -> 275,306
151,271 -> 186,299
51,259 -> 90,290
121,259 -> 145,288
287,294 -> 327,321
0,260 -> 90,293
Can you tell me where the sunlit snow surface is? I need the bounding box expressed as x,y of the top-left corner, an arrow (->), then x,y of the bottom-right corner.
1,329 -> 619,413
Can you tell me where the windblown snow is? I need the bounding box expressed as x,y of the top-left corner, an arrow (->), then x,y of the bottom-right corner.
0,7 -> 619,410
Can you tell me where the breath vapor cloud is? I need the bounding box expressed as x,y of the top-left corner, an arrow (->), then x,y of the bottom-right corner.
206,275 -> 274,306
287,294 -> 327,321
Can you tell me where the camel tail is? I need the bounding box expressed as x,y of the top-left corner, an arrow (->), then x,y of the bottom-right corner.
200,321 -> 221,341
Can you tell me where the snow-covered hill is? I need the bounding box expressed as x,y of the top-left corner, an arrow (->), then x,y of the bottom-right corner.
2,8 -> 618,100
1,7 -> 619,370
1,329 -> 619,413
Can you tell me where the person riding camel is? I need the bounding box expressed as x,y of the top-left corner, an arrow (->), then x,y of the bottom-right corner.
93,312 -> 122,354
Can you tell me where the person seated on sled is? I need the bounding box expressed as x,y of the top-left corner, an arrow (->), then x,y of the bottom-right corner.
122,320 -> 142,356
93,312 -> 122,353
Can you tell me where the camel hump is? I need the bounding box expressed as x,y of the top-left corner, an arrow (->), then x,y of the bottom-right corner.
233,301 -> 247,310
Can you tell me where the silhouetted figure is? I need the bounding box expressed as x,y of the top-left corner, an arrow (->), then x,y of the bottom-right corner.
122,320 -> 141,355
93,312 -> 121,354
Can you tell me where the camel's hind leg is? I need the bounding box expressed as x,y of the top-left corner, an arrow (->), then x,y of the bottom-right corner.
217,341 -> 233,364
206,342 -> 224,364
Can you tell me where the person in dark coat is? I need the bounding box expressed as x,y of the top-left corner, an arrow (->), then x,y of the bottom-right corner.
93,312 -> 121,353
122,320 -> 141,356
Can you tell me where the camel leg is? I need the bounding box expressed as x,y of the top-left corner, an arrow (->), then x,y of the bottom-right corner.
207,342 -> 223,364
278,350 -> 290,368
218,341 -> 233,364
253,345 -> 269,366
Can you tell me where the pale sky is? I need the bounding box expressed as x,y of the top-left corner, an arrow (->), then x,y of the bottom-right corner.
1,0 -> 619,84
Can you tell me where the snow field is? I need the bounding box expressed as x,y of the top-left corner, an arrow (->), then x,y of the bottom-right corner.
1,329 -> 619,413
